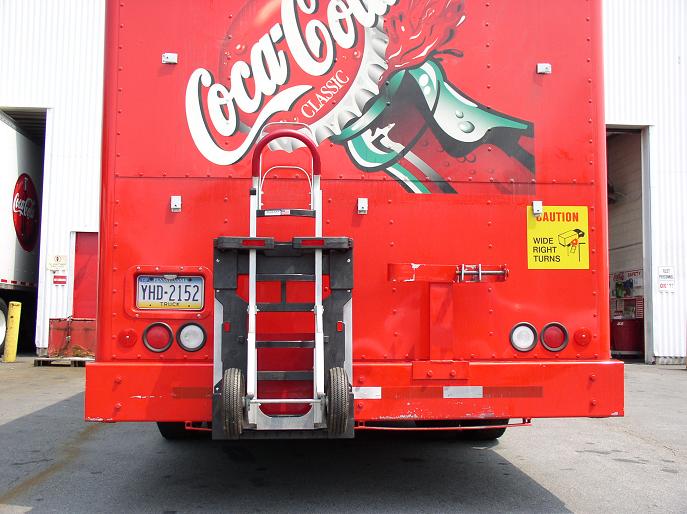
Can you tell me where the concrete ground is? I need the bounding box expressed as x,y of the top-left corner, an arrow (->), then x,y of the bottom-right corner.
0,358 -> 684,513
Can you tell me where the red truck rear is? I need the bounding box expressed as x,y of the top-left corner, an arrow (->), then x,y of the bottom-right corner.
86,0 -> 624,439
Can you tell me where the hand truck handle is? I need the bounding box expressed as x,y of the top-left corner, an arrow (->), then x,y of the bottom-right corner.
251,130 -> 321,177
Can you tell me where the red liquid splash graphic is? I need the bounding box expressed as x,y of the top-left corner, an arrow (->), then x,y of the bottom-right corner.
383,0 -> 465,83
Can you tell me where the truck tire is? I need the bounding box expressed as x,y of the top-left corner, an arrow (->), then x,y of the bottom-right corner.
157,422 -> 190,439
0,298 -> 8,356
222,368 -> 245,438
326,367 -> 350,436
157,422 -> 210,440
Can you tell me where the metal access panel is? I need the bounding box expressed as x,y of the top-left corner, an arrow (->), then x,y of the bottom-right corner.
212,238 -> 353,439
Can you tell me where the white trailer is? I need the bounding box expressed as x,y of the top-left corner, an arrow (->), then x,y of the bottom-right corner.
0,111 -> 42,353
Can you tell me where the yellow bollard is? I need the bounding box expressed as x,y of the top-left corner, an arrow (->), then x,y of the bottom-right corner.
3,301 -> 21,363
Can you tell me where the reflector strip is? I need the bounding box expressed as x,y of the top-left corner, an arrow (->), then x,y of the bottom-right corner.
443,386 -> 484,399
353,387 -> 382,399
353,386 -> 544,400
171,387 -> 212,399
384,387 -> 443,399
0,279 -> 37,286
300,239 -> 325,247
483,386 -> 543,398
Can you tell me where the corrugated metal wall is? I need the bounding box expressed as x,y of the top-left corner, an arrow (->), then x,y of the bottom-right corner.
605,0 -> 687,363
0,0 -> 105,351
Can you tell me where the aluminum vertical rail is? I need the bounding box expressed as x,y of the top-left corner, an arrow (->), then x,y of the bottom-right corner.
246,173 -> 259,399
313,173 -> 325,399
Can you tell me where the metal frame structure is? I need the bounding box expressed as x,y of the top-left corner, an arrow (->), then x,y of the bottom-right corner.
212,129 -> 353,438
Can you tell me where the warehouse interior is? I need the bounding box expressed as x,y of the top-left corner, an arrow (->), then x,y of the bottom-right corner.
606,128 -> 646,359
0,107 -> 46,353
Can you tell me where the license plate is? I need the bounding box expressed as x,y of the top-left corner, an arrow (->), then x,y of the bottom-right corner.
136,275 -> 204,310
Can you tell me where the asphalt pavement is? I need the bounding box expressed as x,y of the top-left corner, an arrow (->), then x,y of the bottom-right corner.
0,357 -> 685,513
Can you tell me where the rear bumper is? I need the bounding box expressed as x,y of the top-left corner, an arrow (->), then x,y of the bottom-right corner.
85,362 -> 212,422
353,360 -> 624,421
85,360 -> 624,422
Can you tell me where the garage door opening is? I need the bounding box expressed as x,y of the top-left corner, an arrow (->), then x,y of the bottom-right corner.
0,108 -> 46,354
606,128 -> 647,361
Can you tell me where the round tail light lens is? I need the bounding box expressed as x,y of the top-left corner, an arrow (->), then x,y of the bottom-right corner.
510,323 -> 537,352
541,322 -> 569,351
143,322 -> 173,352
177,323 -> 206,352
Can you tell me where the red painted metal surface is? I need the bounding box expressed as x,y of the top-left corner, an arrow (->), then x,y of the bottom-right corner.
85,360 -> 623,422
86,0 -> 623,428
73,232 -> 98,319
85,363 -> 212,422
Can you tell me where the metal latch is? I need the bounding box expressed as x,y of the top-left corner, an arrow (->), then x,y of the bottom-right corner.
456,264 -> 509,283
388,263 -> 509,283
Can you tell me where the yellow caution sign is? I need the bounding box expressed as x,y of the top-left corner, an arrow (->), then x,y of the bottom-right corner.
527,206 -> 589,269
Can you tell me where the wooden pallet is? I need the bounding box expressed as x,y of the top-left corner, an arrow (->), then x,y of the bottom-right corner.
34,357 -> 94,367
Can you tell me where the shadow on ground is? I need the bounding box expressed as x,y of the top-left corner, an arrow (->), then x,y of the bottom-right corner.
0,393 -> 568,513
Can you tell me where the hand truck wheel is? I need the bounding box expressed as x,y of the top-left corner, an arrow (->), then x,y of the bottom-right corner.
222,368 -> 245,438
326,367 -> 350,436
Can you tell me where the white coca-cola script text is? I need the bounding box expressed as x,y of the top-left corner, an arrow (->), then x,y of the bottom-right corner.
186,0 -> 397,165
13,194 -> 36,220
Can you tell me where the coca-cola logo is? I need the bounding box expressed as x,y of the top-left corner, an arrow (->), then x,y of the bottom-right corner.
185,0 -> 536,195
186,0 -> 396,165
13,173 -> 39,252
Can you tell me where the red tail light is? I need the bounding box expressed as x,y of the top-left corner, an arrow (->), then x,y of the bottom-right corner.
541,323 -> 568,352
143,322 -> 173,352
300,238 -> 325,247
242,239 -> 266,247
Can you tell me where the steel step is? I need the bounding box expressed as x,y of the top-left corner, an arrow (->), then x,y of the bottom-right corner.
257,303 -> 314,312
256,333 -> 320,348
250,398 -> 320,405
256,273 -> 315,282
256,340 -> 316,348
257,371 -> 314,381
256,209 -> 315,218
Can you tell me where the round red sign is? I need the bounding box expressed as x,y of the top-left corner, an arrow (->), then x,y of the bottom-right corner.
12,173 -> 39,252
